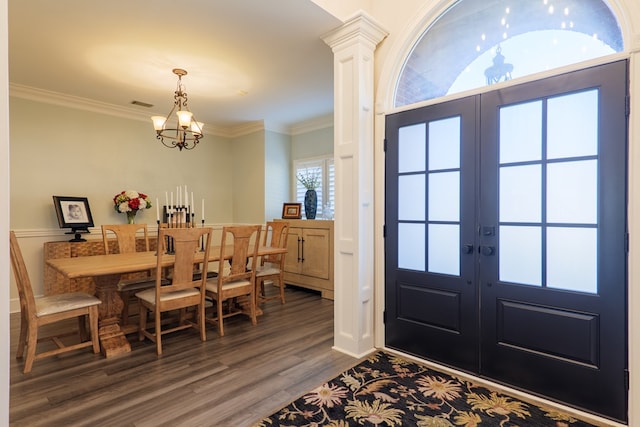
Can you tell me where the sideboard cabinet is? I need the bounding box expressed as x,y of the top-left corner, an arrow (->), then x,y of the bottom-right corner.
276,219 -> 334,299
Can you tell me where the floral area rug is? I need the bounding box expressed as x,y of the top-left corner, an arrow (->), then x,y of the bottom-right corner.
255,351 -> 601,427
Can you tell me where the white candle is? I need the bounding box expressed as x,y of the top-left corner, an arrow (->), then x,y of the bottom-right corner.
156,198 -> 159,221
201,199 -> 205,222
191,192 -> 194,215
165,191 -> 169,209
176,186 -> 180,206
170,192 -> 173,207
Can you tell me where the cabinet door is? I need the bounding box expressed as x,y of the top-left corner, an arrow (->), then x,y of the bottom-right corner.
301,228 -> 330,279
284,227 -> 302,274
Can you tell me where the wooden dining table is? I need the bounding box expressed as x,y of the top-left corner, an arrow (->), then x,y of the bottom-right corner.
46,245 -> 286,357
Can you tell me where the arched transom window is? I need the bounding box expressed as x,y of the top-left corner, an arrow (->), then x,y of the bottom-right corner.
395,0 -> 623,107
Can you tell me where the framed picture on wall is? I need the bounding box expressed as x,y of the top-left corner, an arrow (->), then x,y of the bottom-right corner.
282,203 -> 302,219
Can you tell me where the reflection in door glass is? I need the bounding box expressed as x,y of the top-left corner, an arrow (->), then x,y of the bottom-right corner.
394,0 -> 621,106
547,90 -> 598,159
398,223 -> 425,271
429,224 -> 460,275
547,227 -> 597,293
499,226 -> 541,286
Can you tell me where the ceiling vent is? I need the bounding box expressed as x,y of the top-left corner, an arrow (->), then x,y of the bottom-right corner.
131,100 -> 153,108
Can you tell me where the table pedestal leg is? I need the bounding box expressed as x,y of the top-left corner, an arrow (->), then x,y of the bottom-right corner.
93,274 -> 131,357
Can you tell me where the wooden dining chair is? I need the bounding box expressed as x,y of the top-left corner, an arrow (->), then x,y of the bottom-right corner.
101,223 -> 157,328
136,227 -> 212,355
10,231 -> 101,373
205,225 -> 261,337
256,221 -> 289,305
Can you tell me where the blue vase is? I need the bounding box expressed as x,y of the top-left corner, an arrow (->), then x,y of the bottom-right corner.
304,189 -> 317,219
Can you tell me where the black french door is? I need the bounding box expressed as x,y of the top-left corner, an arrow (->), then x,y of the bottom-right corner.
384,60 -> 628,422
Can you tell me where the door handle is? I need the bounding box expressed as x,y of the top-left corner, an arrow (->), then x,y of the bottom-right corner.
480,245 -> 495,256
462,244 -> 474,254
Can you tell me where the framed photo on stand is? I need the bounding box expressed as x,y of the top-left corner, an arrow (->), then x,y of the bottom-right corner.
53,196 -> 95,241
282,203 -> 302,219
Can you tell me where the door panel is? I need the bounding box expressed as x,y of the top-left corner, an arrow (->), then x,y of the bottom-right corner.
385,96 -> 479,372
301,229 -> 330,278
479,60 -> 628,421
385,60 -> 628,422
284,228 -> 302,274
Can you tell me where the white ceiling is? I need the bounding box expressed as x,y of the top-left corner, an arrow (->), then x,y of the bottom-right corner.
8,0 -> 343,134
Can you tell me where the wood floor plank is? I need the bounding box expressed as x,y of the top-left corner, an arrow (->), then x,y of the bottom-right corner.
10,287 -> 361,427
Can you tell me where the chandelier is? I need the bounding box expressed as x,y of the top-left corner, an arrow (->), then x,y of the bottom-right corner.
151,68 -> 204,151
484,46 -> 513,86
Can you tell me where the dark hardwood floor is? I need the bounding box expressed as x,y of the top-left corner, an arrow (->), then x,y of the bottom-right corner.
10,286 -> 362,427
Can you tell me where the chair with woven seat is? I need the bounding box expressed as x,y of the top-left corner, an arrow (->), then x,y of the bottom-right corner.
136,227 -> 212,355
205,225 -> 261,337
10,231 -> 101,373
256,221 -> 289,305
101,223 -> 158,329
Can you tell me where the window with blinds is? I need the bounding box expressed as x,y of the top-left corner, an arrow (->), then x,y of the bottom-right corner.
294,157 -> 335,219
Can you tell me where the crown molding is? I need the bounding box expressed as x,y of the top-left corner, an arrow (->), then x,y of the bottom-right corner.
225,120 -> 269,138
9,83 -> 232,137
290,113 -> 333,135
10,83 -> 333,138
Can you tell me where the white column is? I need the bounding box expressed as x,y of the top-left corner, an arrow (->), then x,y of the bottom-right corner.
323,12 -> 387,357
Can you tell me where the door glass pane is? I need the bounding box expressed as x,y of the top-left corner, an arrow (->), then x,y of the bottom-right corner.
429,117 -> 460,170
500,165 -> 541,223
429,171 -> 460,221
547,227 -> 597,293
399,174 -> 426,221
428,224 -> 460,276
500,101 -> 543,163
398,223 -> 425,271
499,226 -> 541,286
399,123 -> 426,173
547,160 -> 597,224
547,90 -> 598,159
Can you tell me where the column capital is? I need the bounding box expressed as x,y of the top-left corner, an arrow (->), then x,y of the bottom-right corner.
322,11 -> 388,52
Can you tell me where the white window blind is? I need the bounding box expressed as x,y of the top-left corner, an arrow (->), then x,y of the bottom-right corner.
294,157 -> 334,219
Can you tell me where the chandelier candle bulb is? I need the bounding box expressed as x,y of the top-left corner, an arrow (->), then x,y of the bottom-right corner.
165,192 -> 169,209
151,116 -> 166,131
156,199 -> 159,221
176,110 -> 192,128
191,122 -> 204,135
202,199 -> 205,222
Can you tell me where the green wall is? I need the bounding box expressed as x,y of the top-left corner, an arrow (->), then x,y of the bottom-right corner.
9,97 -> 235,228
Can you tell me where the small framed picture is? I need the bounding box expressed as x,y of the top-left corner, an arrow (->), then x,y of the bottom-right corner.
282,203 -> 302,219
53,196 -> 95,230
